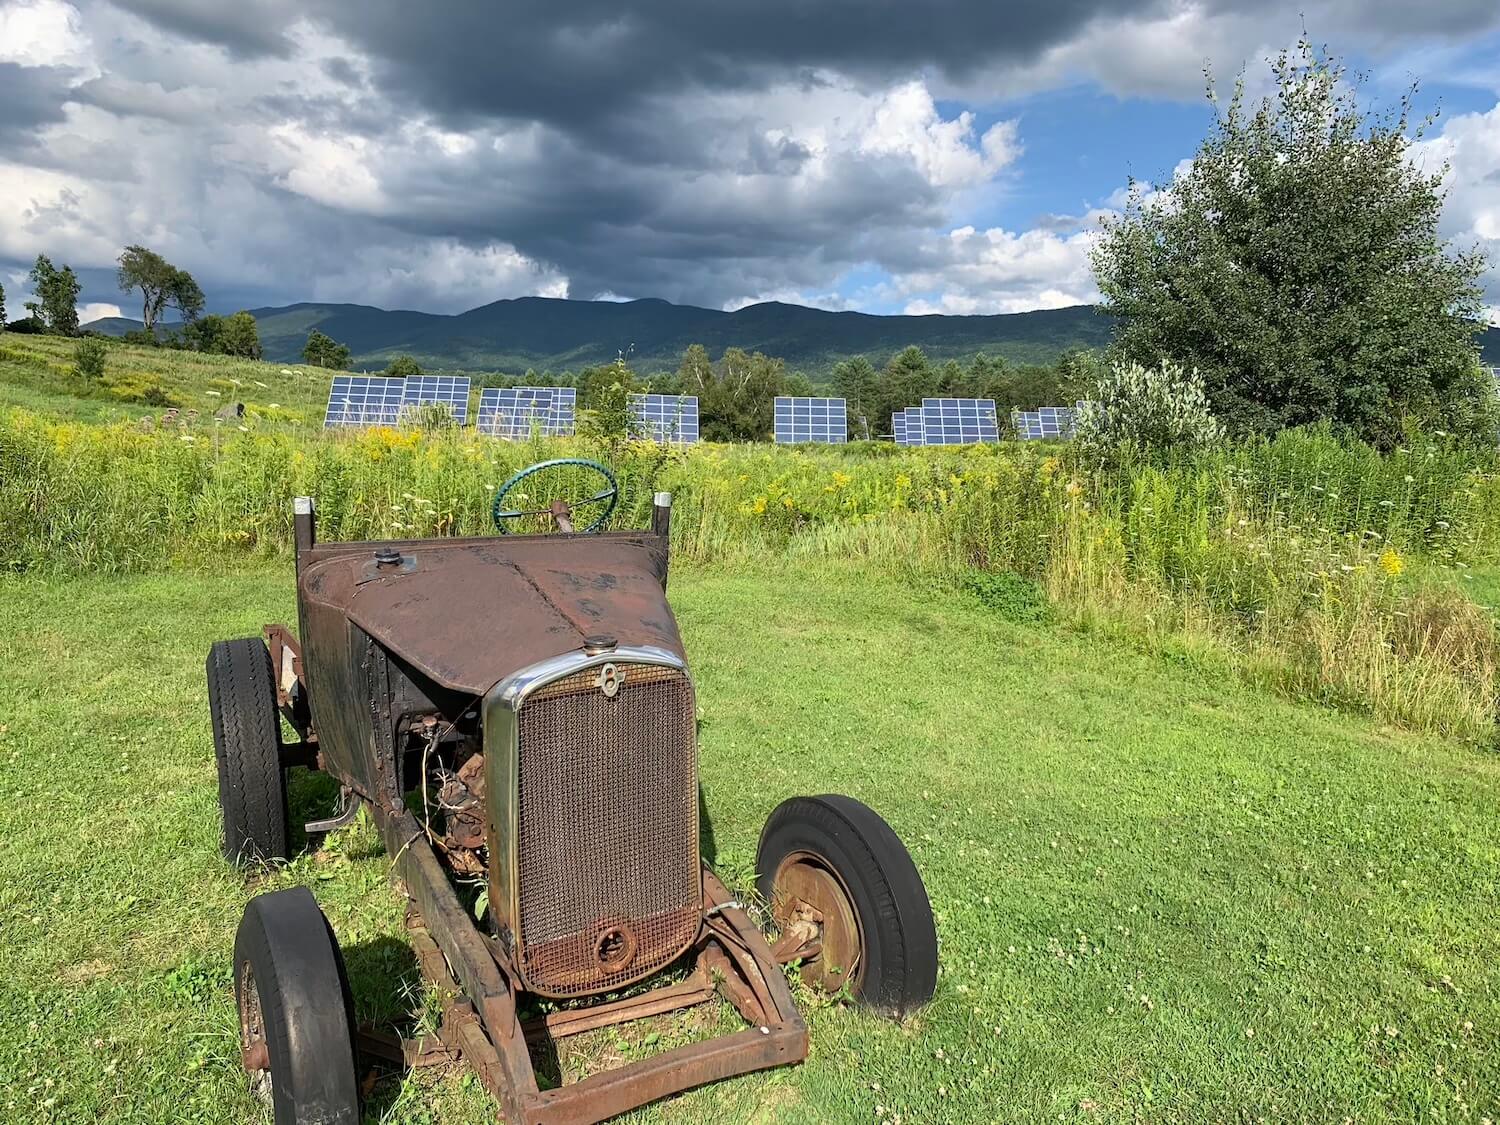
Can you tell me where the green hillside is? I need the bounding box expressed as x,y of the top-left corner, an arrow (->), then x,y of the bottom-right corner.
86,297 -> 1115,374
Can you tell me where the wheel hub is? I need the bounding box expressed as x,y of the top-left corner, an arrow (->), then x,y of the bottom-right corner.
772,853 -> 861,993
238,961 -> 274,1105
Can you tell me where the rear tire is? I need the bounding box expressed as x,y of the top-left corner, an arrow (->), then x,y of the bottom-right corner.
757,794 -> 938,1018
207,637 -> 289,864
234,887 -> 360,1125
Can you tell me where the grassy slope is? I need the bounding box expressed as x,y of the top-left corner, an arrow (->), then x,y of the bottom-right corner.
0,563 -> 1496,1123
0,334 -> 335,423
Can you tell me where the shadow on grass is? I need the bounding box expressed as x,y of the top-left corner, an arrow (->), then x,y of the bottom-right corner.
286,765 -> 344,854
340,934 -> 429,1119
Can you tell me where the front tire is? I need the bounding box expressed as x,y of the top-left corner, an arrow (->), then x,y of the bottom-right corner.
234,887 -> 360,1125
207,637 -> 290,864
757,794 -> 938,1018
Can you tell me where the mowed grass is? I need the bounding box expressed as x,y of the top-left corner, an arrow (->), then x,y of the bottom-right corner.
0,562 -> 1497,1123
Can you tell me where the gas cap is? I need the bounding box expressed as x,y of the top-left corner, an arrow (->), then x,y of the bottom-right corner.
374,547 -> 402,568
582,634 -> 617,655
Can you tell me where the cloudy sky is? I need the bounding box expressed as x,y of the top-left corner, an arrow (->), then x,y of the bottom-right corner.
2,0 -> 1498,324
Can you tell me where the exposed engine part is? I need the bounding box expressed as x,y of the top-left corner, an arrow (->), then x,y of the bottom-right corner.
433,750 -> 487,879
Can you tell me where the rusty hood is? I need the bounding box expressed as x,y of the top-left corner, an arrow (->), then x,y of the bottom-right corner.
298,534 -> 683,695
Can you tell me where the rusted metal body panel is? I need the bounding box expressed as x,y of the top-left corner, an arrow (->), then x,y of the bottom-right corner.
298,533 -> 679,695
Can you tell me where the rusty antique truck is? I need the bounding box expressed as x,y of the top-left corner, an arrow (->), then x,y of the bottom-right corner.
206,458 -> 937,1124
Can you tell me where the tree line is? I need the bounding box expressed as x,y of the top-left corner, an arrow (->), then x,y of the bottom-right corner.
0,246 -> 266,361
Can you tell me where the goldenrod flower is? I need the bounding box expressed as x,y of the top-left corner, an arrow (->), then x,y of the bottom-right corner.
1378,546 -> 1404,577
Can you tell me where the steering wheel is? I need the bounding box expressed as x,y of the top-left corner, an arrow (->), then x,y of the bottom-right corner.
491,458 -> 619,534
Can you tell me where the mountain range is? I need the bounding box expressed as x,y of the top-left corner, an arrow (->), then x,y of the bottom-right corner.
85,297 -> 1116,375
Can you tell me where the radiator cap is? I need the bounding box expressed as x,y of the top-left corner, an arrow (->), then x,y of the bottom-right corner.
582,634 -> 617,655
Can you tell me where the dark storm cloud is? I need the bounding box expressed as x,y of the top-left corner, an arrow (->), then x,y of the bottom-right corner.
105,0 -> 296,58
0,63 -> 75,144
107,0 -> 1168,124
17,0 -> 1499,314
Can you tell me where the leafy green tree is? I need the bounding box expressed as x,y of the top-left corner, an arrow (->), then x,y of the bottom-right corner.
678,344 -> 789,441
167,268 -> 204,323
386,354 -> 422,377
303,329 -> 352,369
832,355 -> 879,437
25,255 -> 81,335
0,280 -> 6,328
218,311 -> 262,358
182,314 -> 223,353
1092,42 -> 1489,447
116,245 -> 176,331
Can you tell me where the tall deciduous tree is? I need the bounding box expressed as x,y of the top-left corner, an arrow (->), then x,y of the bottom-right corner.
118,246 -> 205,330
1092,42 -> 1489,447
25,255 -> 81,335
117,245 -> 175,331
678,344 -> 789,440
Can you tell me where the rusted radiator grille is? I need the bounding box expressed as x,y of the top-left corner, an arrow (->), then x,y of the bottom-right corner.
516,663 -> 700,996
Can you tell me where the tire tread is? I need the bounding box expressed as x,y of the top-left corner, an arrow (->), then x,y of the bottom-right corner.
207,638 -> 289,864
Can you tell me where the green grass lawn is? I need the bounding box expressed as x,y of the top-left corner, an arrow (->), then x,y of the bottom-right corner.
1,562 -> 1497,1123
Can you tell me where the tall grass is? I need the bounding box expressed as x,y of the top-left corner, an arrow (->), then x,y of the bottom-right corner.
3,407 -> 1498,739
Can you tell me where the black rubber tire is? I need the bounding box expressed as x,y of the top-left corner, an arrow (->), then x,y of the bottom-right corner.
757,794 -> 938,1019
234,887 -> 360,1125
207,637 -> 290,865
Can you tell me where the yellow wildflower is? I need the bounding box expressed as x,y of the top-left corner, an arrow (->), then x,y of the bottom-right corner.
895,473 -> 911,490
1378,547 -> 1404,577
752,496 -> 768,515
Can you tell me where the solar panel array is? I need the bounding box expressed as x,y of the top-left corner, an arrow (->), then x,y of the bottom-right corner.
892,411 -> 907,445
774,396 -> 848,444
476,386 -> 576,438
905,407 -> 926,446
324,376 -> 406,427
631,394 -> 700,443
399,375 -> 471,425
918,398 -> 1000,445
1011,405 -> 1078,440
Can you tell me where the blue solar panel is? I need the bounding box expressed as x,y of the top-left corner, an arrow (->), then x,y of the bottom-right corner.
916,398 -> 998,445
551,386 -> 577,436
1011,405 -> 1078,440
476,386 -> 574,438
324,376 -> 405,427
892,411 -> 907,445
630,394 -> 699,443
399,375 -> 471,425
903,406 -> 925,446
773,396 -> 847,444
